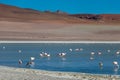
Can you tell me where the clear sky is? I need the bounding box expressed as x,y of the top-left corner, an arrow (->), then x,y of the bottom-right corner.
0,0 -> 120,14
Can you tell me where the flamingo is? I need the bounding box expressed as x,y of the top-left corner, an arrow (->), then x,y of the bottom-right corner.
90,57 -> 94,60
26,61 -> 35,67
113,61 -> 119,72
98,52 -> 102,55
26,57 -> 35,67
116,51 -> 120,55
75,48 -> 79,51
30,57 -> 35,61
40,53 -> 44,57
79,48 -> 83,51
91,52 -> 95,55
40,52 -> 50,57
46,54 -> 50,57
107,50 -> 111,53
40,52 -> 45,57
99,62 -> 103,69
18,59 -> 22,64
59,53 -> 66,57
90,52 -> 95,60
113,61 -> 118,64
44,53 -> 48,56
18,50 -> 22,53
69,48 -> 72,52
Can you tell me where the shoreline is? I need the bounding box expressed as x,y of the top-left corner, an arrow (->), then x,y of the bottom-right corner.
1,41 -> 120,43
0,66 -> 120,80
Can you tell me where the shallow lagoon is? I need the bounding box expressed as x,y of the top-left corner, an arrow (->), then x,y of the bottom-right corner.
0,43 -> 120,75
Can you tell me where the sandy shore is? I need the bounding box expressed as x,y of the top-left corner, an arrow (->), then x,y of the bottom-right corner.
0,66 -> 120,80
0,21 -> 120,41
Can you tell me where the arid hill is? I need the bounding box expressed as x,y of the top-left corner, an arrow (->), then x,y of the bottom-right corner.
0,4 -> 120,24
0,4 -> 82,23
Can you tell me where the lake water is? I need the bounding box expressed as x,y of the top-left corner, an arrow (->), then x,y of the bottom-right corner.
0,43 -> 120,75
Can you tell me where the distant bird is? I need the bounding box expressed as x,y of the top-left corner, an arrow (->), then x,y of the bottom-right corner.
69,48 -> 72,52
26,61 -> 31,66
40,52 -> 45,57
30,57 -> 35,61
75,48 -> 79,51
44,53 -> 48,56
116,51 -> 120,55
90,57 -> 94,60
99,62 -> 103,69
91,52 -> 95,55
18,59 -> 22,64
113,61 -> 119,66
59,53 -> 66,57
40,52 -> 50,57
18,50 -> 22,53
40,53 -> 44,57
46,54 -> 50,57
113,61 -> 119,71
90,52 -> 95,60
98,52 -> 102,55
107,50 -> 111,53
79,48 -> 83,51
26,57 -> 35,67
26,61 -> 35,67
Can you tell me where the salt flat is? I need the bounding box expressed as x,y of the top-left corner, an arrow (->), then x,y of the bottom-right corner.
0,21 -> 120,41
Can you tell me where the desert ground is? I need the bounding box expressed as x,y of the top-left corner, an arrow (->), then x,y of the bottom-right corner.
0,66 -> 120,80
0,21 -> 120,41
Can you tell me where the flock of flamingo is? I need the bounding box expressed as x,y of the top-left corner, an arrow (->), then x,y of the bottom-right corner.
89,50 -> 120,72
2,45 -> 120,72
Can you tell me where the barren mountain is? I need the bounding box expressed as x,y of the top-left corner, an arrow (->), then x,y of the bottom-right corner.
0,4 -> 120,24
0,4 -> 82,23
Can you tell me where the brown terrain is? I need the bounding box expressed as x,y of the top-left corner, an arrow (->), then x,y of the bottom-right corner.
0,4 -> 120,41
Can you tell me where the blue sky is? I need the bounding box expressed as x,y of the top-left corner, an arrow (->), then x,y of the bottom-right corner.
0,0 -> 120,14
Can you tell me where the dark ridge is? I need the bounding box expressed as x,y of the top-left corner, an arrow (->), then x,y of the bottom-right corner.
70,14 -> 102,21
